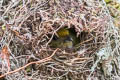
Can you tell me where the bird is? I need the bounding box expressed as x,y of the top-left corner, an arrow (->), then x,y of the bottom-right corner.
49,27 -> 81,52
50,36 -> 73,49
49,28 -> 74,49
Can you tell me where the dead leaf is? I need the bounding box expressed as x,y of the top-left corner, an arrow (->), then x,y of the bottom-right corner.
0,45 -> 10,71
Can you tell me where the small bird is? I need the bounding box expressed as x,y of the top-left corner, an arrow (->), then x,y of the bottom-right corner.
63,36 -> 73,49
50,28 -> 73,49
50,36 -> 73,49
49,27 -> 80,51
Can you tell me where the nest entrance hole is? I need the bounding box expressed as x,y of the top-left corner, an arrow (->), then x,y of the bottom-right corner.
49,26 -> 90,52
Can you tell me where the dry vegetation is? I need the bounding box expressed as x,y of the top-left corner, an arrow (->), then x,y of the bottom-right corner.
0,0 -> 120,80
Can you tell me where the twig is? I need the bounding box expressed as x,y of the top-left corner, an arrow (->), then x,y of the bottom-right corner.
0,48 -> 58,79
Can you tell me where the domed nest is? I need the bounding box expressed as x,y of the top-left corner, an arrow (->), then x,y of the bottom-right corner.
1,0 -> 119,80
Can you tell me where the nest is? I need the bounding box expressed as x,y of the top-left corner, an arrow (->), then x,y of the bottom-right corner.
0,0 -> 120,80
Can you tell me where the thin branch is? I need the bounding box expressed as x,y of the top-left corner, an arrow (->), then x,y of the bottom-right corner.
0,48 -> 58,79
